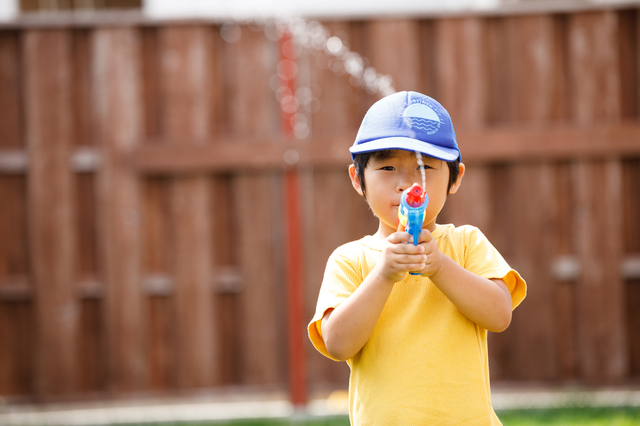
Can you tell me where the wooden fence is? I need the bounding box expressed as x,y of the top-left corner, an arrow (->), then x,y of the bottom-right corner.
0,5 -> 640,402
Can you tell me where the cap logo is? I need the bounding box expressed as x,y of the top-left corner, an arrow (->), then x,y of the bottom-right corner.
402,102 -> 441,135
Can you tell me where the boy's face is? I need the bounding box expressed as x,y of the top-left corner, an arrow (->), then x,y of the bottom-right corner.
349,149 -> 464,238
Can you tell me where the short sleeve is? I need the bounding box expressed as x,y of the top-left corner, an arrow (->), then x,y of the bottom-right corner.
463,227 -> 527,310
307,245 -> 363,361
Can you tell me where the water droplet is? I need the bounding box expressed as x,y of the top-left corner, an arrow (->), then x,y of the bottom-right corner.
294,123 -> 310,139
325,36 -> 344,55
220,23 -> 241,43
280,95 -> 298,114
284,149 -> 300,165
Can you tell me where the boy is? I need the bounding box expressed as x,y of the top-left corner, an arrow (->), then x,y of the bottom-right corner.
308,91 -> 526,425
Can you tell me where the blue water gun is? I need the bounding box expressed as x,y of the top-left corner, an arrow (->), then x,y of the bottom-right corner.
397,183 -> 428,275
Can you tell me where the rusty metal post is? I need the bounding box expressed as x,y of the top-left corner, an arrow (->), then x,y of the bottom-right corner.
279,30 -> 308,408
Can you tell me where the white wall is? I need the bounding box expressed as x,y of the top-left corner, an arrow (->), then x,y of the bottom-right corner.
143,0 -> 503,20
0,0 -> 18,21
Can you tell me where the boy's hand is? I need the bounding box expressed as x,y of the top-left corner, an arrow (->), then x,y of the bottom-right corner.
416,229 -> 443,277
374,232 -> 429,284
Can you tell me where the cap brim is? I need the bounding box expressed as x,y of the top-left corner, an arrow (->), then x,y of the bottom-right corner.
349,137 -> 459,161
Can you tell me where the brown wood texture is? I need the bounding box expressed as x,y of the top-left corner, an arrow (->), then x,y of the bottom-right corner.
223,28 -> 286,387
489,14 -> 561,383
0,30 -> 32,397
623,159 -> 640,377
0,8 -> 639,401
365,19 -> 421,91
568,11 -> 628,384
300,21 -> 380,390
158,25 -> 217,389
0,31 -> 22,149
92,27 -> 146,392
24,29 -> 78,396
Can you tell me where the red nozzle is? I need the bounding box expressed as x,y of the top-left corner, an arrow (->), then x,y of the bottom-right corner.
405,184 -> 426,207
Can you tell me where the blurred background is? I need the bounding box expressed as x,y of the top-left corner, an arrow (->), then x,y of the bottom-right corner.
0,0 -> 640,423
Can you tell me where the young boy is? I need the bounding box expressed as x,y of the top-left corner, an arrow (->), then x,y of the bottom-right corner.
308,91 -> 527,425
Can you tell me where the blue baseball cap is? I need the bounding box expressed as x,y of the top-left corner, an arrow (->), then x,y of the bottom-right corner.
350,91 -> 460,161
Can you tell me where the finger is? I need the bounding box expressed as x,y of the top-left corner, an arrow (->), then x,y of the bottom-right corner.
387,231 -> 414,244
393,253 -> 428,266
418,229 -> 432,244
411,260 -> 427,271
390,241 -> 425,255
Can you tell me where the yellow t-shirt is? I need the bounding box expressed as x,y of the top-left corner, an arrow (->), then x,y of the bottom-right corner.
308,224 -> 526,425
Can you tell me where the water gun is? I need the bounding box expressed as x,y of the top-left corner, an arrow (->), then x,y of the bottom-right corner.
397,183 -> 428,275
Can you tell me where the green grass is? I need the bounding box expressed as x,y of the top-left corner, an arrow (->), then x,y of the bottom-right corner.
120,406 -> 640,425
498,406 -> 640,425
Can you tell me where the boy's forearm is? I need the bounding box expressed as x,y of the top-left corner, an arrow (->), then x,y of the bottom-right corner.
321,270 -> 394,361
429,255 -> 512,333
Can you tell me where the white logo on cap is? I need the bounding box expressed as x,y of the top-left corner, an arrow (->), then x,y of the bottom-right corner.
403,103 -> 441,135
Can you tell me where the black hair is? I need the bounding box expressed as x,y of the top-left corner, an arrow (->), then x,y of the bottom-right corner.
352,150 -> 461,199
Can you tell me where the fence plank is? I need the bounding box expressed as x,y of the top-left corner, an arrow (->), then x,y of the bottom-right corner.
223,29 -> 285,386
436,17 -> 488,126
24,29 -> 77,395
77,299 -> 106,392
495,164 -> 558,381
234,174 -> 284,385
211,177 -> 243,385
141,27 -> 162,141
92,28 -> 145,392
503,15 -> 557,123
141,177 -> 176,389
71,29 -> 93,147
0,31 -> 22,149
618,9 -> 639,119
0,176 -> 29,281
554,164 -> 578,381
159,25 -> 216,389
308,21 -> 367,135
365,19 -> 420,92
623,159 -> 640,377
572,161 -> 627,382
569,11 -> 627,383
0,301 -> 34,395
75,172 -> 104,393
499,14 -> 559,382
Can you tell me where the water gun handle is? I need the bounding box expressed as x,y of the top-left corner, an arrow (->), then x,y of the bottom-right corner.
397,184 -> 428,276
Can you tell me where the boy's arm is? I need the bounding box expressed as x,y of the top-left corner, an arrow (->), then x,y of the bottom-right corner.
321,232 -> 428,361
419,230 -> 513,333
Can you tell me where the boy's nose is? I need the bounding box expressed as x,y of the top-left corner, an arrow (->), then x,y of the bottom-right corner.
396,171 -> 416,193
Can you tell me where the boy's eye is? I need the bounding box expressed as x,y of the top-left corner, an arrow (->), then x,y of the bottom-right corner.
417,165 -> 431,171
380,166 -> 395,171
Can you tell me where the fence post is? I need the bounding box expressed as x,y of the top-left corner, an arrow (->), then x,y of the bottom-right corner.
279,30 -> 308,408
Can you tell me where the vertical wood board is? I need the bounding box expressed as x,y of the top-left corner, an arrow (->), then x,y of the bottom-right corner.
24,29 -> 77,396
92,27 -> 145,392
0,31 -> 23,148
568,11 -> 627,382
158,25 -> 216,389
224,29 -> 285,386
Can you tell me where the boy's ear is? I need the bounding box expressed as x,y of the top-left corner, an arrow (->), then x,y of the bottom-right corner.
448,162 -> 466,194
348,164 -> 365,196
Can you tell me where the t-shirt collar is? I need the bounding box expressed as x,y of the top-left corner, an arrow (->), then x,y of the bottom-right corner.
360,224 -> 447,251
